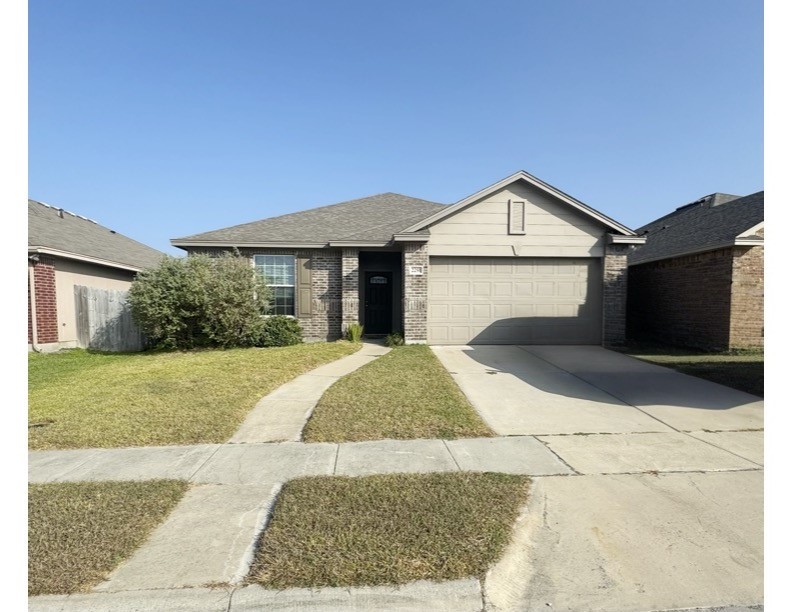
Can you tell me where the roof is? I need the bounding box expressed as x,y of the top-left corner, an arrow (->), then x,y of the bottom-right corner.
28,200 -> 167,271
172,193 -> 446,247
628,191 -> 764,265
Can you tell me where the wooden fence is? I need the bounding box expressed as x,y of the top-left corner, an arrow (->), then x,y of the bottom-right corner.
74,285 -> 145,352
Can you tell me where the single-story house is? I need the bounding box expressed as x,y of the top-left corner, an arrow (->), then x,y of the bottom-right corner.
627,191 -> 764,351
28,199 -> 166,351
172,171 -> 645,346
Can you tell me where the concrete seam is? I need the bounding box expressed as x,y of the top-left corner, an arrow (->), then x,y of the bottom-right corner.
533,436 -> 581,475
677,431 -> 765,468
227,586 -> 236,612
187,445 -> 225,482
441,439 -> 462,472
332,443 -> 340,475
478,577 -> 487,612
516,345 -> 684,434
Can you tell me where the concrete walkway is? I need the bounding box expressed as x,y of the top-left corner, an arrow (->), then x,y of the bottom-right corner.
229,341 -> 390,443
28,344 -> 764,611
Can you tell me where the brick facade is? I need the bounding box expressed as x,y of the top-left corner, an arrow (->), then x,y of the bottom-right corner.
28,255 -> 59,345
341,248 -> 360,335
402,243 -> 429,343
602,243 -> 630,347
627,246 -> 763,351
192,247 -> 343,341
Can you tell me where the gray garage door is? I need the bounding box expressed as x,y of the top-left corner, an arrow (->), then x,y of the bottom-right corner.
427,257 -> 602,345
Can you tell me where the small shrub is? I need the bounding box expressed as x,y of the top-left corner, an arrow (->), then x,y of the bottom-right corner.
384,332 -> 405,347
346,323 -> 364,343
260,316 -> 303,347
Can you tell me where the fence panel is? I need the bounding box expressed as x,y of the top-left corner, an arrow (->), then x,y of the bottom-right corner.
74,286 -> 144,352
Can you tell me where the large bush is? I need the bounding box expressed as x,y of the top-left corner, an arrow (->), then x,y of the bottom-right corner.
129,252 -> 272,349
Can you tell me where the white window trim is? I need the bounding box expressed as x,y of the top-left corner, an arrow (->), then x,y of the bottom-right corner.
253,254 -> 297,316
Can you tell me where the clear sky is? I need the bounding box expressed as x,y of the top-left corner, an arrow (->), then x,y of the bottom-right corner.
28,0 -> 763,255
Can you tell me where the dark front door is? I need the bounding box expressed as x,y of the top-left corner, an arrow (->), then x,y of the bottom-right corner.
364,271 -> 393,334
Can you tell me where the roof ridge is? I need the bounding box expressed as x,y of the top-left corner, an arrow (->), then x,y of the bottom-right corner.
29,198 -> 99,224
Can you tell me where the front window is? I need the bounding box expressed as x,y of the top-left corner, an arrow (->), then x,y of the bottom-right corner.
254,255 -> 295,315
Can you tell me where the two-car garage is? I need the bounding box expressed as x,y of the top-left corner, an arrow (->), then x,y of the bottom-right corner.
426,256 -> 602,345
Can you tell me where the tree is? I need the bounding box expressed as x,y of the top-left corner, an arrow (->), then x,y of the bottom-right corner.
128,252 -> 272,349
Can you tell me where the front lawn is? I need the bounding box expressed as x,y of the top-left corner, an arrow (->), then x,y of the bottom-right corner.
625,346 -> 764,397
302,345 -> 493,442
29,342 -> 359,450
28,480 -> 188,595
248,472 -> 529,588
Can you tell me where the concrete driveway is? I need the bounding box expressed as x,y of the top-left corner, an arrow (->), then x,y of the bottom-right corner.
432,345 -> 764,611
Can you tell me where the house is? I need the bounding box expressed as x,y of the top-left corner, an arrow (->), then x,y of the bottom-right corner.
172,171 -> 645,346
28,199 -> 166,351
627,191 -> 764,351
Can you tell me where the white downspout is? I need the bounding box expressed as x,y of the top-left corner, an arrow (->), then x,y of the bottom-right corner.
28,260 -> 43,352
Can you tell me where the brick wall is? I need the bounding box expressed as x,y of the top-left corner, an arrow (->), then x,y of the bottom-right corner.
186,247 -> 343,341
729,245 -> 764,349
403,243 -> 428,343
28,256 -> 59,345
602,244 -> 629,347
341,248 -> 360,334
627,248 -> 734,351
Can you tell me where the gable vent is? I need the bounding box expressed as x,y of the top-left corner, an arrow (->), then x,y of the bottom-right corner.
508,200 -> 526,235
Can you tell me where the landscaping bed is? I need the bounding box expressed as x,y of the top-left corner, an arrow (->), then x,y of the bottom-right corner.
302,345 -> 493,442
248,472 -> 529,588
625,346 -> 764,397
28,480 -> 188,595
29,342 -> 359,449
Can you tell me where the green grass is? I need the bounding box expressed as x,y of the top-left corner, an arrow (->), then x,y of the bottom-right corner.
29,342 -> 359,450
248,472 -> 529,588
302,345 -> 493,442
624,345 -> 764,397
28,480 -> 188,595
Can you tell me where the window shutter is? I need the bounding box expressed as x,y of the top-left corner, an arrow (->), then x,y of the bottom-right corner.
508,200 -> 526,235
296,256 -> 312,317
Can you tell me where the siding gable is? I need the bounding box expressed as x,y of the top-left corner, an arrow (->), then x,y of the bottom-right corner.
427,180 -> 609,257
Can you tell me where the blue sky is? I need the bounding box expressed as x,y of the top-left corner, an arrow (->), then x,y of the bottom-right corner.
28,0 -> 763,255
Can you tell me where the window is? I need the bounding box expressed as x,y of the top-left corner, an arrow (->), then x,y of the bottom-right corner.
254,255 -> 296,315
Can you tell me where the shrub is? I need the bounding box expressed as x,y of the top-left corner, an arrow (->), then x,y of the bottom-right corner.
384,332 -> 405,347
128,252 -> 271,349
260,316 -> 303,347
346,323 -> 364,343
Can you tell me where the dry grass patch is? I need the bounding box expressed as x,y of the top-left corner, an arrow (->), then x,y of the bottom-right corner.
625,346 -> 764,397
29,342 -> 358,449
303,345 -> 493,442
248,472 -> 529,588
28,480 -> 188,595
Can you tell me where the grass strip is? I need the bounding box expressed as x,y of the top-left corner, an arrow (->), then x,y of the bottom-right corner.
29,342 -> 358,449
28,480 -> 188,595
303,345 -> 493,442
248,472 -> 529,588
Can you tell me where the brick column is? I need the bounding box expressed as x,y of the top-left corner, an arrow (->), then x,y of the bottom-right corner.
403,243 -> 429,343
341,248 -> 360,334
29,255 -> 59,345
602,243 -> 629,347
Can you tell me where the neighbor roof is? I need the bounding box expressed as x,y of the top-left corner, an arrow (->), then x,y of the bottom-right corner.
172,193 -> 446,247
628,191 -> 764,265
28,200 -> 167,271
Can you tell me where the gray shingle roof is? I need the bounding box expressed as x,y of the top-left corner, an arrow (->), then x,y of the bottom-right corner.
172,193 -> 447,246
628,191 -> 764,265
29,200 -> 167,270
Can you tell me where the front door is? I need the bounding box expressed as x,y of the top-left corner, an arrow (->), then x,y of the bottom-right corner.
364,271 -> 393,334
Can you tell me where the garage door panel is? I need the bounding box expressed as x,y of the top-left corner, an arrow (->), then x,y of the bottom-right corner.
428,256 -> 602,345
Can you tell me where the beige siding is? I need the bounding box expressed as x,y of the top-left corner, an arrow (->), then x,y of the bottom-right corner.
54,259 -> 136,345
427,181 -> 607,257
428,256 -> 602,345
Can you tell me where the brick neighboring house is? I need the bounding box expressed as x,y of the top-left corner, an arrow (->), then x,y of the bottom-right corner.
28,200 -> 166,351
172,171 -> 645,346
627,191 -> 764,351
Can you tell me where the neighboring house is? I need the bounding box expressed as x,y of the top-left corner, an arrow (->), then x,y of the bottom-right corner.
172,171 -> 645,346
28,199 -> 166,351
627,191 -> 764,351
